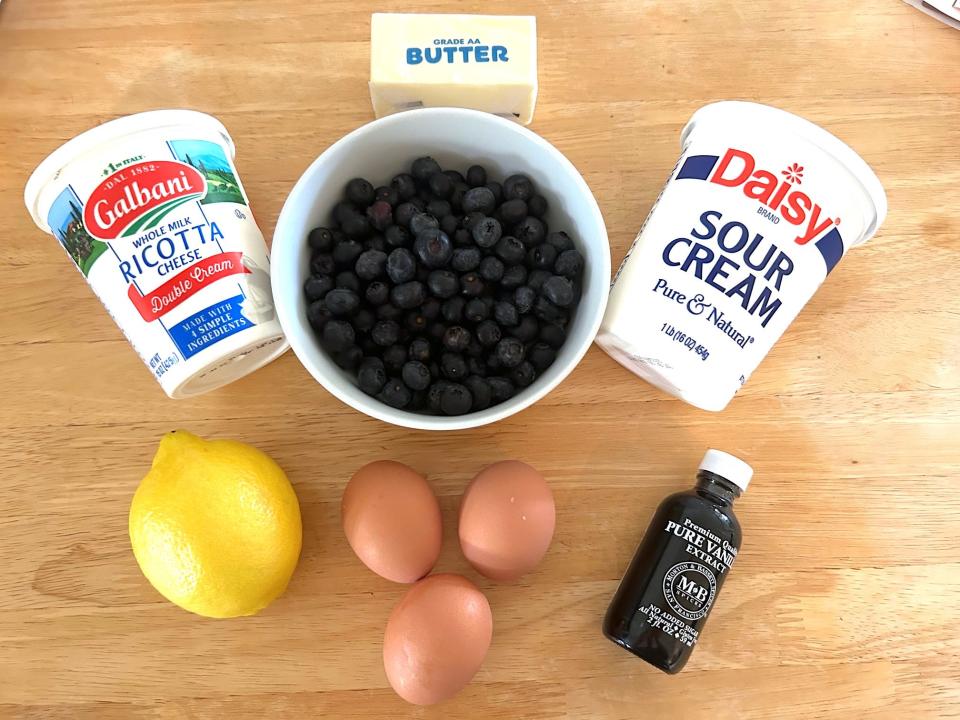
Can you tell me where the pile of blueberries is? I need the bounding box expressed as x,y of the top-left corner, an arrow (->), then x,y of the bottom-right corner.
303,157 -> 585,416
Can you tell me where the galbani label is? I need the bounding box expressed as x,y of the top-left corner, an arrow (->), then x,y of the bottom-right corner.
26,111 -> 287,398
597,102 -> 886,412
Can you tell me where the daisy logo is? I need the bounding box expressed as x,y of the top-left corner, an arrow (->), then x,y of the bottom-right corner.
781,163 -> 804,184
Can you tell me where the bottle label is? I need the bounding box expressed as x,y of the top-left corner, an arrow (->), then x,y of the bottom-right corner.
649,517 -> 739,648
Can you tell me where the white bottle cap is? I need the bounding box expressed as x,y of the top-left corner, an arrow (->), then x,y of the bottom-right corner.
699,449 -> 753,492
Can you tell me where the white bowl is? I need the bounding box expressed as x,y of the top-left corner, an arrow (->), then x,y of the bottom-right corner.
271,108 -> 610,430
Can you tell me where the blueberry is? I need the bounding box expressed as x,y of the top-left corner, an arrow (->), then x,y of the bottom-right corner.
528,243 -> 558,270
527,269 -> 551,291
442,296 -> 466,323
440,383 -> 473,416
514,286 -> 537,314
346,177 -> 376,206
462,186 -> 496,215
495,236 -> 526,265
352,308 -> 375,333
542,275 -> 575,307
443,326 -> 472,352
464,376 -> 492,410
528,342 -> 557,372
366,201 -> 393,231
409,337 -> 432,363
410,212 -> 440,237
371,320 -> 400,347
494,301 -> 519,327
334,201 -> 359,226
322,320 -> 355,352
555,249 -> 584,278
334,345 -> 363,370
428,322 -> 448,342
449,182 -> 468,213
485,181 -> 503,204
499,199 -> 528,226
515,216 -> 546,246
439,214 -> 459,236
308,227 -> 334,251
325,288 -> 360,316
428,270 -> 460,299
468,357 -> 487,377
378,378 -> 412,409
391,173 -> 417,200
376,185 -> 399,207
495,337 -> 526,368
454,228 -> 473,247
414,229 -> 453,268
427,381 -> 451,412
336,271 -> 361,292
459,272 -> 485,297
355,250 -> 387,280
409,197 -> 426,211
528,195 -> 548,218
341,212 -> 372,239
386,247 -> 417,284
478,256 -> 505,282
427,199 -> 452,218
376,303 -> 403,321
509,315 -> 540,343
391,281 -> 427,309
500,265 -> 528,289
304,274 -> 334,301
466,165 -> 487,187
462,211 -> 487,230
365,235 -> 387,253
421,297 -> 441,320
365,281 -> 389,306
441,352 -> 468,381
534,296 -> 568,325
411,156 -> 442,182
360,337 -> 380,355
452,247 -> 482,272
417,186 -> 432,202
546,231 -> 575,252
333,240 -> 364,268
476,320 -> 502,347
402,361 -> 432,391
503,174 -> 534,201
464,298 -> 489,323
394,203 -> 418,229
404,310 -> 428,333
358,357 -> 387,395
307,299 -> 332,330
445,169 -> 466,184
510,361 -> 537,388
384,225 -> 409,249
311,253 -> 335,276
472,217 -> 502,248
428,172 -> 453,199
487,376 -> 515,403
383,344 -> 408,372
466,340 -> 484,358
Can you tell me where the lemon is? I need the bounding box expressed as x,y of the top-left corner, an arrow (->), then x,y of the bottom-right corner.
129,430 -> 302,618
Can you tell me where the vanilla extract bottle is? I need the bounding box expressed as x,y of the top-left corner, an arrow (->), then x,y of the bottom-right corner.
603,449 -> 752,673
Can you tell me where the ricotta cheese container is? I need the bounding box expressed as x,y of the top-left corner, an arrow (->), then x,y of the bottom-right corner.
596,102 -> 887,411
24,110 -> 288,398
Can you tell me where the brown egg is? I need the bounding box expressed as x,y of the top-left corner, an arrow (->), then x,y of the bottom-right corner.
383,573 -> 493,705
342,461 -> 442,583
458,460 -> 555,582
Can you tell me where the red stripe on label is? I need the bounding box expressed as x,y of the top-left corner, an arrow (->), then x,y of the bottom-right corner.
127,252 -> 250,321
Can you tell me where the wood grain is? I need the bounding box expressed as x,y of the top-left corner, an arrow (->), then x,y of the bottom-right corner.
1,0 -> 959,717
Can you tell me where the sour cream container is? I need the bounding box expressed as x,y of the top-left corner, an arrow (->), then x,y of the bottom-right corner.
24,110 -> 288,398
596,101 -> 887,411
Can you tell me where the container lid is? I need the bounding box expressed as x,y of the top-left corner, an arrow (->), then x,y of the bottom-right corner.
681,101 -> 888,247
699,449 -> 753,492
24,109 -> 234,233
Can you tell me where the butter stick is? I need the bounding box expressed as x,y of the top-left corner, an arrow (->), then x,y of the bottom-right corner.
369,13 -> 538,125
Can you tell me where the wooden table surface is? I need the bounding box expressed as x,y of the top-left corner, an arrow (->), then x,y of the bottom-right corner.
2,1 -> 959,718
